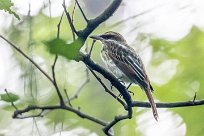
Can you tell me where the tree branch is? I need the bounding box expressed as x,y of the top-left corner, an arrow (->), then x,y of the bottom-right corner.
57,11 -> 64,38
81,54 -> 132,111
88,40 -> 96,57
87,67 -> 127,108
13,105 -> 107,126
75,0 -> 89,23
69,68 -> 90,101
103,114 -> 130,136
81,54 -> 133,135
64,89 -> 72,107
0,35 -> 54,84
132,99 -> 204,108
51,55 -> 65,106
62,0 -> 78,36
78,0 -> 122,38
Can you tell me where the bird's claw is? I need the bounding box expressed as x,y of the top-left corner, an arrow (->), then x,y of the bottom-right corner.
128,90 -> 134,96
117,90 -> 134,99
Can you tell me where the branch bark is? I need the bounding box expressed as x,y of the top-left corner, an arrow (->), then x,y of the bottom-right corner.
132,99 -> 204,108
13,105 -> 107,126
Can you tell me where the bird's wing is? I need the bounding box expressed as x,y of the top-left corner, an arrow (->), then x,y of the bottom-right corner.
108,46 -> 158,120
108,47 -> 149,88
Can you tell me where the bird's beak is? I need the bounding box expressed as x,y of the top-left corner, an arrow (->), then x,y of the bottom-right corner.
89,35 -> 103,40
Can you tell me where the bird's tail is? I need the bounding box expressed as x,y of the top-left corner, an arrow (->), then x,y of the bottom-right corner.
144,89 -> 158,121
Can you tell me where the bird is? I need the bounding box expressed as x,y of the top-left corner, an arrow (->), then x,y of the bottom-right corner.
90,31 -> 158,121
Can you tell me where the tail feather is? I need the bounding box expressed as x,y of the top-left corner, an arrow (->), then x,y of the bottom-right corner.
144,89 -> 158,121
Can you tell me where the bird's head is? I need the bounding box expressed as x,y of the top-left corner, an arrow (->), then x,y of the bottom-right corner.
90,31 -> 126,43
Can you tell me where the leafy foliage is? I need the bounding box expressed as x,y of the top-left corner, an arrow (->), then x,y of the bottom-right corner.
0,92 -> 19,103
45,38 -> 83,61
0,0 -> 20,20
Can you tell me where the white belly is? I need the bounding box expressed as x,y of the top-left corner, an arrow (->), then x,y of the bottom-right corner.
101,49 -> 132,83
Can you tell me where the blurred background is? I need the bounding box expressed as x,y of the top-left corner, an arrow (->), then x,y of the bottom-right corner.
1,0 -> 204,136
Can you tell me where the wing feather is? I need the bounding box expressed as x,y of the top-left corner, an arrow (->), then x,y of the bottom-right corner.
107,44 -> 150,89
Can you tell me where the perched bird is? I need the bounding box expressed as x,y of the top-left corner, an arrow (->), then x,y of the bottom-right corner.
90,31 -> 158,121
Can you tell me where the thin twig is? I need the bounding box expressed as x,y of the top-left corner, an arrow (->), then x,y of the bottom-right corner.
57,11 -> 64,38
87,67 -> 127,108
126,83 -> 132,90
4,89 -> 18,110
193,92 -> 197,103
71,1 -> 76,24
13,105 -> 107,126
62,0 -> 78,36
64,89 -> 72,107
132,99 -> 204,108
79,0 -> 122,37
0,35 -> 54,84
51,55 -> 65,106
88,40 -> 96,57
69,68 -> 90,101
75,0 -> 89,23
52,7 -> 65,106
71,1 -> 77,40
33,118 -> 42,136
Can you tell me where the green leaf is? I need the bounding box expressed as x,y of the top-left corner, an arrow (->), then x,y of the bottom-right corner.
45,38 -> 83,61
0,92 -> 20,103
0,0 -> 20,20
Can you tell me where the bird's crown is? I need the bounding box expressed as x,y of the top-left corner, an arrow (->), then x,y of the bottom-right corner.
90,31 -> 126,43
100,31 -> 126,43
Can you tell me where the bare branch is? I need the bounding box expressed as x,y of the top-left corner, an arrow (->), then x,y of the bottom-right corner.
87,67 -> 127,108
51,8 -> 66,106
2,0 -> 133,135
71,1 -> 77,40
62,0 -> 78,36
78,0 -> 122,37
51,55 -> 65,106
87,66 -> 130,135
75,0 -> 89,23
103,114 -> 130,136
81,54 -> 132,112
0,35 -> 54,84
16,110 -> 44,119
70,68 -> 90,101
64,89 -> 72,107
71,1 -> 76,23
132,99 -> 204,108
13,105 -> 107,126
88,40 -> 96,57
57,11 -> 64,38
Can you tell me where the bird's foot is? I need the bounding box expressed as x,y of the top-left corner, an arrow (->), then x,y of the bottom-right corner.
128,90 -> 134,96
117,90 -> 134,98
